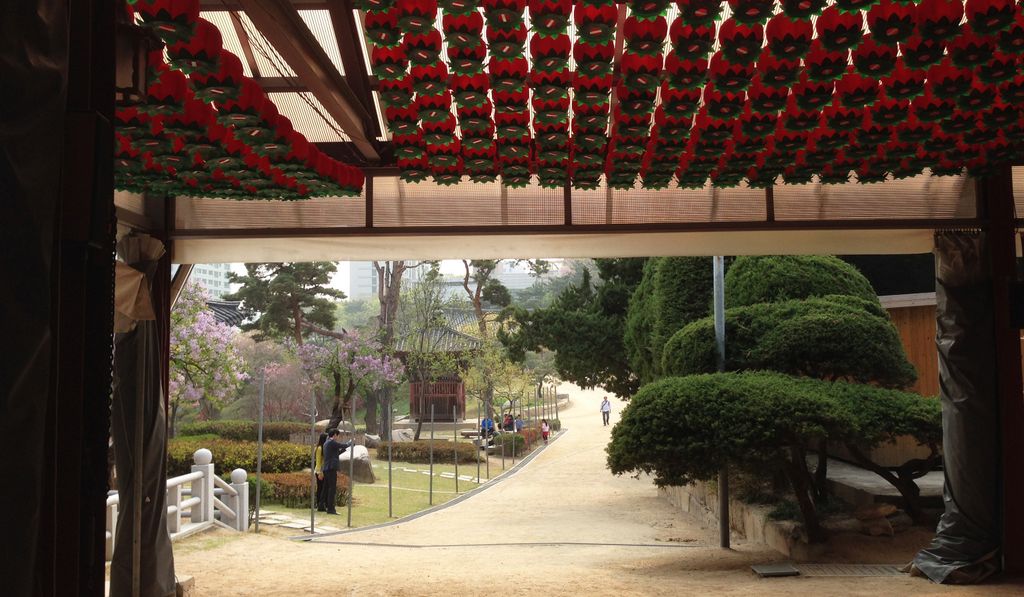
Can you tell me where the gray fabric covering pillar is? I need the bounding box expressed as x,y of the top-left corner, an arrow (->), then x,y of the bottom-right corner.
0,1 -> 67,593
110,235 -> 176,597
912,232 -> 1000,583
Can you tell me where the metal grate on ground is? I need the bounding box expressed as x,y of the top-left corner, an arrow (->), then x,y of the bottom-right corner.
795,564 -> 905,577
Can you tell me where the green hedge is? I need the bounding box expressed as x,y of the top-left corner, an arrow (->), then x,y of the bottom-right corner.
263,472 -> 350,508
724,256 -> 877,308
661,295 -> 916,388
491,433 -> 526,452
606,372 -> 941,488
376,440 -> 479,464
167,438 -> 312,477
177,420 -> 310,441
548,419 -> 562,431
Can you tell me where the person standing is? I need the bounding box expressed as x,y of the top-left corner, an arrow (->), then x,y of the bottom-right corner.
541,419 -> 550,444
600,396 -> 611,426
321,428 -> 345,514
314,432 -> 328,512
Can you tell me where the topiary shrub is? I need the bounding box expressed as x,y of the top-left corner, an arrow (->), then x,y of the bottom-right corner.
724,255 -> 877,307
167,438 -> 312,477
606,372 -> 941,541
263,472 -> 350,508
661,295 -> 916,388
623,257 -> 712,383
177,420 -> 311,441
547,419 -> 562,431
376,440 -> 479,464
491,433 -> 526,452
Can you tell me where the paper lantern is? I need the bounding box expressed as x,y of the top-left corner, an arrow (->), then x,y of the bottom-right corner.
574,3 -> 618,44
364,8 -> 402,48
166,17 -> 221,75
867,0 -> 916,45
956,82 -> 998,111
816,6 -> 864,52
766,13 -> 813,60
965,0 -> 1017,34
530,33 -> 572,72
899,35 -> 946,69
666,53 -> 709,89
134,0 -> 199,44
728,0 -> 776,24
484,0 -> 528,31
448,42 -> 487,74
780,0 -> 828,19
792,74 -> 834,110
977,53 -> 1018,84
398,0 -> 439,33
883,60 -> 927,99
748,75 -> 789,112
916,0 -> 963,41
487,22 -> 528,57
675,0 -> 724,27
869,97 -> 910,126
410,62 -> 450,96
804,41 -> 849,81
189,49 -> 242,103
371,46 -> 409,80
709,51 -> 755,92
670,20 -> 717,59
719,18 -> 764,64
997,13 -> 1024,53
947,24 -> 994,67
405,30 -> 443,65
853,36 -> 897,76
757,52 -> 801,87
442,11 -> 484,48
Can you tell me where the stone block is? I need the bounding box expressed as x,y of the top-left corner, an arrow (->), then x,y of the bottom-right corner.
339,444 -> 376,484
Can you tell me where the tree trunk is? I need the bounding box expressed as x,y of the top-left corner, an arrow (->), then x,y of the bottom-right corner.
846,443 -> 934,523
363,389 -> 379,434
328,371 -> 344,429
293,303 -> 304,345
170,403 -> 179,438
813,438 -> 829,501
783,446 -> 827,543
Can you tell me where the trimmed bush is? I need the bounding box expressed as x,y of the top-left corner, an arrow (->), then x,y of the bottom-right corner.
263,472 -> 350,508
177,420 -> 310,441
376,440 -> 479,464
167,438 -> 312,477
661,295 -> 916,388
548,419 -> 562,431
624,257 -> 712,382
491,433 -> 526,452
725,256 -> 877,307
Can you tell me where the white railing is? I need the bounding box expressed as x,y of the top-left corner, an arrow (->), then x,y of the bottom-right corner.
105,448 -> 249,561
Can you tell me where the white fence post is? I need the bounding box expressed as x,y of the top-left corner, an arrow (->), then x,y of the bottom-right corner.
191,449 -> 215,523
167,483 -> 181,533
230,469 -> 249,531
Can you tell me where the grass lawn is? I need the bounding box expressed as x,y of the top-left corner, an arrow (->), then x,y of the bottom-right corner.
258,452 -> 514,529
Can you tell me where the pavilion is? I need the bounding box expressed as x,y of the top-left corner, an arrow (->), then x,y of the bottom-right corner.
3,0 -> 1024,594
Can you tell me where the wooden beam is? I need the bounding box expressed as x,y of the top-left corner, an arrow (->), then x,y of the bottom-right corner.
327,0 -> 381,137
229,11 -> 261,78
237,0 -> 380,160
201,0 -> 329,10
766,185 -> 775,222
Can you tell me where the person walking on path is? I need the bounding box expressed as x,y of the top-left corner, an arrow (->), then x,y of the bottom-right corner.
600,397 -> 611,426
541,419 -> 550,444
321,428 -> 346,514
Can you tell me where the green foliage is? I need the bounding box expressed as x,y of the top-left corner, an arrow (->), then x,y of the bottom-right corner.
334,298 -> 381,332
548,418 -> 561,431
226,262 -> 345,343
482,279 -> 512,308
662,296 -> 916,388
606,372 -> 941,489
724,256 -> 877,308
167,438 -> 312,476
376,440 -> 480,464
501,258 -> 645,398
623,257 -> 712,383
491,433 -> 526,452
263,471 -> 350,508
177,420 -> 311,441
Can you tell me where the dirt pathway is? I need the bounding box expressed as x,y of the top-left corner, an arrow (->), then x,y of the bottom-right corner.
174,384 -> 1022,596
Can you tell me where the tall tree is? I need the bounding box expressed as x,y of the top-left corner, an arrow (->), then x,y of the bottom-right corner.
169,282 -> 247,436
226,262 -> 345,344
500,258 -> 645,399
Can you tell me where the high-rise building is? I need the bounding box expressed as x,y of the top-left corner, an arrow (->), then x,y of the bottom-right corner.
190,263 -> 233,299
347,261 -> 430,301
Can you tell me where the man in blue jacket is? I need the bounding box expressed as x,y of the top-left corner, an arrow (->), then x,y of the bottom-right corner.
321,428 -> 348,514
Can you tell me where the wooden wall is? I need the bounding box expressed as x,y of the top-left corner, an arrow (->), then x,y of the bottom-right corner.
887,304 -> 940,397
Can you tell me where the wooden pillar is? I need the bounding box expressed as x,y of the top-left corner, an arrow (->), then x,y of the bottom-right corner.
977,168 -> 1024,574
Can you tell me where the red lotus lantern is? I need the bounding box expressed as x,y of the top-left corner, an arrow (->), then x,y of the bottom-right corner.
899,34 -> 946,69
916,0 -> 964,41
189,49 -> 243,102
371,45 -> 409,80
410,62 -> 450,96
728,0 -> 776,25
815,6 -> 864,52
666,53 -> 709,90
804,40 -> 849,81
757,52 -> 800,87
882,60 -> 927,99
719,18 -> 764,64
867,0 -> 916,46
166,18 -> 221,75
748,75 -> 789,112
780,0 -> 828,19
853,36 -> 898,77
766,13 -> 813,60
670,20 -> 717,60
134,0 -> 199,44
574,3 -> 618,44
442,11 -> 484,48
675,0 -> 725,28
448,42 -> 488,75
405,29 -> 443,65
144,68 -> 189,115
927,59 -> 974,99
398,0 -> 438,34
709,52 -> 755,92
965,0 -> 1017,34
364,9 -> 402,48
997,13 -> 1024,54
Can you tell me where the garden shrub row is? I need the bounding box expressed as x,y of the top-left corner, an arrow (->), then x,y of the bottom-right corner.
167,438 -> 312,476
376,440 -> 479,464
262,472 -> 350,508
177,420 -> 310,441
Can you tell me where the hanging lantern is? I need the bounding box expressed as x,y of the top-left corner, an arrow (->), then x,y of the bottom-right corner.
766,13 -> 813,60
410,62 -> 450,96
748,75 -> 789,112
660,86 -> 703,118
442,11 -> 484,48
377,77 -> 414,108
912,89 -> 956,122
896,115 -> 935,143
981,102 -> 1020,129
867,0 -> 916,46
143,67 -> 189,115
997,13 -> 1024,53
531,33 -> 572,73
825,105 -> 866,131
740,105 -> 779,137
371,46 -> 409,80
977,52 -> 1018,84
452,73 -> 491,107
719,18 -> 764,64
666,53 -> 709,90
853,36 -> 898,77
675,0 -> 724,27
448,42 -> 487,75
869,97 -> 911,126
702,85 -> 746,119
709,51 -> 754,92
484,0 -> 528,31
398,0 -> 439,33
956,81 -> 998,111
792,74 -> 834,110
134,0 -> 200,45
899,35 -> 946,69
459,100 -> 496,135
189,49 -> 243,103
782,97 -> 822,131
490,57 -> 529,93
757,52 -> 800,87
670,20 -> 717,59
882,60 -> 927,99
804,41 -> 849,82
416,91 -> 454,122
780,0 -> 828,19
916,0 -> 963,41
405,29 -> 443,65
999,75 -> 1024,104
621,52 -> 664,91
948,24 -> 994,68
575,3 -> 618,44
939,110 -> 978,134
815,6 -> 864,52
166,18 -> 221,75
926,59 -> 974,99
364,8 -> 403,48
530,0 -> 573,36
728,0 -> 775,24
422,114 -> 458,146
965,0 -> 1017,34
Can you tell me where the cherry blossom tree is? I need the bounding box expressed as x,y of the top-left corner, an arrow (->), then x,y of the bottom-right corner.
296,331 -> 404,429
169,282 -> 247,435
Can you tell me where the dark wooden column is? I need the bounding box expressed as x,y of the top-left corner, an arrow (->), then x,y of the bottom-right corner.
977,168 -> 1024,574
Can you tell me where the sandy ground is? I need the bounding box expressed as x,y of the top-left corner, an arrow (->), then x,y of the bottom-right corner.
174,384 -> 1024,596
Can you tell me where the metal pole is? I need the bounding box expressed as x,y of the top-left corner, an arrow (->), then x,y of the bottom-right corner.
453,405 -> 459,494
309,390 -> 318,535
347,400 -> 354,528
713,255 -> 730,550
554,387 -> 559,422
429,404 -> 435,505
388,399 -> 393,518
255,367 -> 265,533
476,405 -> 481,483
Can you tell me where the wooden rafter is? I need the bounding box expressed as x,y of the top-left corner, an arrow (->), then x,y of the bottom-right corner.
327,0 -> 381,137
236,0 -> 380,161
229,11 -> 261,78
